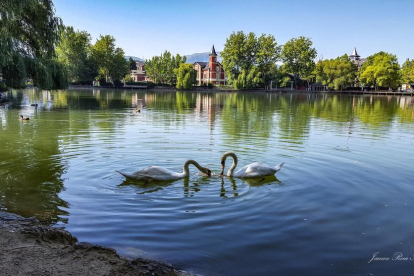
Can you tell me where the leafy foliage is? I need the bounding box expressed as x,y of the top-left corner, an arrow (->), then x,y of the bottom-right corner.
129,57 -> 137,70
315,54 -> 358,90
176,63 -> 196,89
281,36 -> 317,88
0,0 -> 67,90
90,35 -> 129,83
360,52 -> 400,90
221,31 -> 280,89
56,26 -> 96,82
401,59 -> 414,85
145,51 -> 186,85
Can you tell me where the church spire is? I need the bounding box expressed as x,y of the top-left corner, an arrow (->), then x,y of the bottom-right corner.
350,47 -> 360,60
210,45 -> 217,56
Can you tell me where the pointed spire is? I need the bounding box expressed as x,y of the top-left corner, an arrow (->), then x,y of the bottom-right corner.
210,45 -> 217,56
350,47 -> 360,58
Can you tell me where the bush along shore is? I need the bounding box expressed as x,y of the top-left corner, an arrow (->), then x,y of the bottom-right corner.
0,211 -> 192,276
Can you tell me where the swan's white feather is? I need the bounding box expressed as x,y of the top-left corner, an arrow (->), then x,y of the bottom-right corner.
118,166 -> 183,181
233,162 -> 284,178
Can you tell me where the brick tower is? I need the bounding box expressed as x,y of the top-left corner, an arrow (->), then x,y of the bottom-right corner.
209,45 -> 217,80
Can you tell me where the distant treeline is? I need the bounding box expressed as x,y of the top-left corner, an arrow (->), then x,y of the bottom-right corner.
1,1 -> 413,91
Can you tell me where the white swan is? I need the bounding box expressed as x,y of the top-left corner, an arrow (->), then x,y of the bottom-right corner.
117,159 -> 211,181
220,152 -> 284,178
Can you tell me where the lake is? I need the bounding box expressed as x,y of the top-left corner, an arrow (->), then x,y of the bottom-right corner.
1,89 -> 414,275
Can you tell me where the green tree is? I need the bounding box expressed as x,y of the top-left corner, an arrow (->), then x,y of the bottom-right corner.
273,65 -> 292,88
401,59 -> 414,86
91,35 -> 129,83
129,57 -> 137,70
0,0 -> 67,90
221,31 -> 257,85
360,52 -> 400,90
56,26 -> 95,82
315,54 -> 358,90
256,34 -> 281,89
233,66 -> 263,90
145,51 -> 186,85
176,63 -> 196,89
281,36 -> 317,88
221,31 -> 280,89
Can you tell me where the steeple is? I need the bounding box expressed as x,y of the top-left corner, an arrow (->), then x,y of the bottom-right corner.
350,47 -> 360,60
210,45 -> 217,56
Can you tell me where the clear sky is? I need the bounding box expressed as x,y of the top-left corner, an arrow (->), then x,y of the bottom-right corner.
54,0 -> 414,62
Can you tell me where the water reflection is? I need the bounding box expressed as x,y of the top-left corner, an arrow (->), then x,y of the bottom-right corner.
0,89 -> 413,226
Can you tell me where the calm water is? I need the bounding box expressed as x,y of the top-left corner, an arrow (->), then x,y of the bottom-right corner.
1,89 -> 414,275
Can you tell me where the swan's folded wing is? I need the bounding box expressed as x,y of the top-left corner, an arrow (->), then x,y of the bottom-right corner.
243,163 -> 276,177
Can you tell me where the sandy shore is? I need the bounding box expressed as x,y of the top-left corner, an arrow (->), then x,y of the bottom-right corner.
0,212 -> 191,276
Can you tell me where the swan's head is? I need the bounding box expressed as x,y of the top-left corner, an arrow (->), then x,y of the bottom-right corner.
201,167 -> 212,177
220,160 -> 225,175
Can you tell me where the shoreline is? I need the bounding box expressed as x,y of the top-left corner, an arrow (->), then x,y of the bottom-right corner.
0,211 -> 192,276
66,85 -> 414,96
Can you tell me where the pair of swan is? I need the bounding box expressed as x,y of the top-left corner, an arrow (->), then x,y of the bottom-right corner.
117,152 -> 284,182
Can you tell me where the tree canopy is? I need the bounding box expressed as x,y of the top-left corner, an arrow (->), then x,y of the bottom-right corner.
315,54 -> 358,90
0,0 -> 67,90
360,52 -> 400,90
176,63 -> 197,89
401,59 -> 414,85
281,36 -> 317,88
90,35 -> 129,83
56,26 -> 96,82
220,31 -> 280,89
145,51 -> 186,85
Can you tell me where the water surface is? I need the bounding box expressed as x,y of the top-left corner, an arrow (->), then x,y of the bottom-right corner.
1,89 -> 414,275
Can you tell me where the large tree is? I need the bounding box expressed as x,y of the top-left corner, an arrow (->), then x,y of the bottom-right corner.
56,26 -> 95,82
315,54 -> 358,90
0,0 -> 67,90
91,35 -> 129,83
281,36 -> 317,88
176,63 -> 196,89
145,51 -> 186,85
401,59 -> 414,86
360,52 -> 400,90
221,31 -> 280,89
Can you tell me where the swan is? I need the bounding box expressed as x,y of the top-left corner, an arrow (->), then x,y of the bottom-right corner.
117,159 -> 211,181
20,115 -> 30,120
220,152 -> 284,178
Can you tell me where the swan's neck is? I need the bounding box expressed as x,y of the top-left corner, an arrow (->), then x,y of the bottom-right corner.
223,152 -> 238,177
182,160 -> 203,177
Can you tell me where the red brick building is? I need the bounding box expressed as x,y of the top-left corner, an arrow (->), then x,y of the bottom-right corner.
193,45 -> 226,86
130,61 -> 146,82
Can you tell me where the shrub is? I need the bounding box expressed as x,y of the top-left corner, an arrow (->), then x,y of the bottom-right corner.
113,79 -> 124,87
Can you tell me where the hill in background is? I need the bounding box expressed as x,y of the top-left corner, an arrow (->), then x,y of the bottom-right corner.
185,52 -> 222,64
125,56 -> 145,63
125,52 -> 222,64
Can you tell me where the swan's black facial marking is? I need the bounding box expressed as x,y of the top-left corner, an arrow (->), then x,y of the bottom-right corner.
207,170 -> 212,177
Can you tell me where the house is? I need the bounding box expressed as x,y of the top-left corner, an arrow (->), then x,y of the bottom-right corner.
193,45 -> 226,86
130,61 -> 146,82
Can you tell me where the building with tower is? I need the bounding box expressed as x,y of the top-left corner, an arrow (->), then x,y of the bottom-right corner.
349,47 -> 367,68
193,45 -> 226,86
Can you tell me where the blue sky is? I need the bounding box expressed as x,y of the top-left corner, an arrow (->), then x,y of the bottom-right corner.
54,0 -> 413,62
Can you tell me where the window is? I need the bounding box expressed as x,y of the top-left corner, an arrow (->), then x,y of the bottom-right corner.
203,73 -> 206,79
216,66 -> 220,72
216,73 -> 220,79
